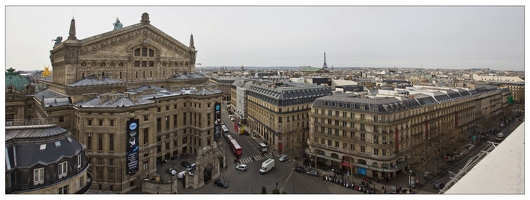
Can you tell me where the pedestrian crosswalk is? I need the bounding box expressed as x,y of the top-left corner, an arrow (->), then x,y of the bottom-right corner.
238,153 -> 274,164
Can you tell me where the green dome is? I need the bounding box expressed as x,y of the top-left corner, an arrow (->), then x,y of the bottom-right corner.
5,68 -> 29,91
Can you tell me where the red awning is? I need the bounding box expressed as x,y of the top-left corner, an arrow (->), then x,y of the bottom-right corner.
341,161 -> 351,167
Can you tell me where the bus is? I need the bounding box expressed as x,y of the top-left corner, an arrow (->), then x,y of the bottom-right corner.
221,125 -> 229,134
234,123 -> 245,135
229,139 -> 242,157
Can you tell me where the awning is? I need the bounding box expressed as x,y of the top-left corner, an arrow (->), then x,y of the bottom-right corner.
305,148 -> 341,162
341,161 -> 351,168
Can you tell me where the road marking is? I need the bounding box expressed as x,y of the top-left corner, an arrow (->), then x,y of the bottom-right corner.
279,171 -> 294,192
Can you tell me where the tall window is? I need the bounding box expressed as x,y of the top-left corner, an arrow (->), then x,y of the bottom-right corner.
157,118 -> 162,132
109,134 -> 114,152
98,133 -> 103,151
87,134 -> 92,151
144,128 -> 149,145
165,116 -> 170,130
58,161 -> 68,179
33,168 -> 44,185
58,185 -> 68,194
174,114 -> 178,127
77,155 -> 82,169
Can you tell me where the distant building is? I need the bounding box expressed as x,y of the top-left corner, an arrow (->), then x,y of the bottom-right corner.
472,73 -> 524,82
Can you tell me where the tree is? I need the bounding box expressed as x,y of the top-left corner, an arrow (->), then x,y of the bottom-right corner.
261,186 -> 267,194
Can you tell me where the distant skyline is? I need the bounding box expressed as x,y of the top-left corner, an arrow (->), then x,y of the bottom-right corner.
5,5 -> 525,71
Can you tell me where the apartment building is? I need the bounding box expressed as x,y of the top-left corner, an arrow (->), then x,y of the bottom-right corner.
308,85 -> 510,181
246,82 -> 332,155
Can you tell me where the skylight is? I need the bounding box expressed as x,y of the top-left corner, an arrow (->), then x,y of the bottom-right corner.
55,141 -> 61,148
39,144 -> 47,150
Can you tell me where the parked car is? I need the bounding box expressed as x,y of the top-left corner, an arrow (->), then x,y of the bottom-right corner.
181,161 -> 191,168
434,180 -> 445,189
187,163 -> 196,171
176,170 -> 190,180
306,170 -> 318,176
166,167 -> 177,176
293,167 -> 305,173
279,155 -> 289,162
236,163 -> 247,171
214,179 -> 229,188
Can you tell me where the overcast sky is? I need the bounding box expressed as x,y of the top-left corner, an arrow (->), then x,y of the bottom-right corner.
4,5 -> 525,71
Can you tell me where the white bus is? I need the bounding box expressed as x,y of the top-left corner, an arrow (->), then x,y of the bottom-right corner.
221,125 -> 229,134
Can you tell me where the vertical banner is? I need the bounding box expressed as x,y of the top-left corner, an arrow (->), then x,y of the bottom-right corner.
126,119 -> 140,175
395,128 -> 399,150
214,102 -> 221,141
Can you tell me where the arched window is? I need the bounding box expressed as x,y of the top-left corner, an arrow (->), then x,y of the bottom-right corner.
133,47 -> 156,67
357,159 -> 367,165
372,162 -> 378,167
331,153 -> 339,158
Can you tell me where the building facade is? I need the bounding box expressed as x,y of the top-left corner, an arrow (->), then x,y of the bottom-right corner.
5,121 -> 92,194
308,85 -> 511,181
245,82 -> 332,155
21,12 -> 223,193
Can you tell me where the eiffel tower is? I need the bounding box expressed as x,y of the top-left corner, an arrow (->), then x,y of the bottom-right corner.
322,52 -> 328,69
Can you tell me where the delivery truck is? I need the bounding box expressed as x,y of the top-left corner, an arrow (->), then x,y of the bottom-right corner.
259,158 -> 275,174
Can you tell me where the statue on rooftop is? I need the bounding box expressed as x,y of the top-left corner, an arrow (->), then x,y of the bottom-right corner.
113,17 -> 123,30
52,36 -> 63,46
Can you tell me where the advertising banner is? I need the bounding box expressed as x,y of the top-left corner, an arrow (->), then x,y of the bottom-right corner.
214,102 -> 221,141
126,119 -> 140,175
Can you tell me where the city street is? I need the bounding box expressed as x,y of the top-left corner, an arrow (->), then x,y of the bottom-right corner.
417,116 -> 524,194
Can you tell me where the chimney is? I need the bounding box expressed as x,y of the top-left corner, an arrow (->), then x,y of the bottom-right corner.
83,93 -> 98,102
110,93 -> 120,102
99,94 -> 109,104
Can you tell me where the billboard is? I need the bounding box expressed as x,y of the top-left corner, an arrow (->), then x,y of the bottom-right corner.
214,102 -> 221,141
126,119 -> 140,175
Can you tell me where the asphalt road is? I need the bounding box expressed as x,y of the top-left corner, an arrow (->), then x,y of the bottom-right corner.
177,102 -> 364,194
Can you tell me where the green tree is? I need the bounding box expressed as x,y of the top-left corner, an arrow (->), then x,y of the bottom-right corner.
261,186 -> 267,194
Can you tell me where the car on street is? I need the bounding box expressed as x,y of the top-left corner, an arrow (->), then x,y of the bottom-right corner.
236,163 -> 247,171
293,167 -> 305,173
166,167 -> 177,176
176,171 -> 186,180
306,170 -> 318,176
187,163 -> 196,171
495,132 -> 504,141
434,180 -> 445,189
279,155 -> 289,162
181,161 -> 191,168
214,179 -> 229,188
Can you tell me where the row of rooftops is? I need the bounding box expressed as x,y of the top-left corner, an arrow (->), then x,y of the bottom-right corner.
313,85 -> 506,113
247,82 -> 332,100
35,84 -> 221,108
66,73 -> 207,87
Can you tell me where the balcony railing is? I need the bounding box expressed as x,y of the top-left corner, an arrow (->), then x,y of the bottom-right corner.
5,118 -> 56,127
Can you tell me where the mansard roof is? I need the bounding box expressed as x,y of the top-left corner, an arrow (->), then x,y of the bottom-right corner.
6,125 -> 84,169
67,75 -> 124,86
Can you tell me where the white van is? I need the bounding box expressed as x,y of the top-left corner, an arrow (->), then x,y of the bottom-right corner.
260,158 -> 275,174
